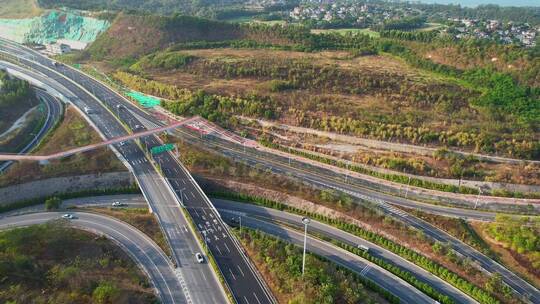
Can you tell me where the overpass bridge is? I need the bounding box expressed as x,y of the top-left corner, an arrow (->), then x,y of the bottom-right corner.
0,116 -> 198,162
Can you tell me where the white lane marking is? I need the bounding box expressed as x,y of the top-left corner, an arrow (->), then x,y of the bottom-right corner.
190,191 -> 196,199
182,179 -> 186,185
360,265 -> 371,276
183,225 -> 188,233
253,292 -> 262,304
215,245 -> 223,256
224,242 -> 231,253
243,296 -> 250,304
201,209 -> 207,215
229,268 -> 236,281
237,265 -> 245,277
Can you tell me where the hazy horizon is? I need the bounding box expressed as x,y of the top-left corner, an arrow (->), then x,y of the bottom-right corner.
414,0 -> 540,7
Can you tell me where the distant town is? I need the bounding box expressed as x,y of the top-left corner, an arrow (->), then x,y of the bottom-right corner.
287,1 -> 538,46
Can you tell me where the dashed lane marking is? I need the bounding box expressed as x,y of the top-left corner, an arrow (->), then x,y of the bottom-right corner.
229,267 -> 236,281
237,265 -> 245,277
253,292 -> 262,304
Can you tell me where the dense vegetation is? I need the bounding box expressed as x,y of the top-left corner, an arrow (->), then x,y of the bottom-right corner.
485,215 -> 540,272
87,13 -> 539,160
0,222 -> 156,303
0,70 -> 37,133
237,228 -> 396,303
37,0 -> 245,16
114,71 -> 277,126
0,71 -> 35,108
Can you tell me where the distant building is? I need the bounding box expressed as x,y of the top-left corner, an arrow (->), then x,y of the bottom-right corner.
56,39 -> 88,51
45,42 -> 71,55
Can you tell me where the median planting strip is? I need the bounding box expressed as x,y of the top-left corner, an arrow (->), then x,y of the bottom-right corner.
233,227 -> 402,304
259,139 -> 538,199
211,191 -> 502,304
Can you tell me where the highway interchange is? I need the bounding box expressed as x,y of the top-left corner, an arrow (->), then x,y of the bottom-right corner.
0,39 -> 273,304
0,38 -> 539,303
0,87 -> 62,171
174,127 -> 540,303
0,196 -> 449,304
0,211 -> 186,304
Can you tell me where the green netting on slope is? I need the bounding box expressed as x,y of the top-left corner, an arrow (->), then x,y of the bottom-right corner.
126,91 -> 161,108
0,10 -> 109,44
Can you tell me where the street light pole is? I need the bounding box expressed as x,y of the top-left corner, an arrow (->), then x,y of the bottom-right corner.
474,187 -> 482,209
405,176 -> 412,199
302,217 -> 310,276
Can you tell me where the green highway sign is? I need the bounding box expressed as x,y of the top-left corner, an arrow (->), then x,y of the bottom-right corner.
150,143 -> 175,155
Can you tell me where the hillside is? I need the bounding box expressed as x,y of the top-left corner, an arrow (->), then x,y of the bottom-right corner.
37,0 -> 247,18
85,13 -> 317,61
0,0 -> 42,19
87,13 -> 243,60
76,14 -> 539,186
0,71 -> 37,135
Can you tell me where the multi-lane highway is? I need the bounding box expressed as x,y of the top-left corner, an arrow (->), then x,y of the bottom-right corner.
213,199 -> 477,304
49,194 -> 477,304
172,127 -> 540,303
0,39 -> 275,304
0,87 -> 62,171
221,210 -> 438,304
1,196 -> 445,304
1,38 -> 538,303
0,47 -> 227,303
0,211 -> 186,304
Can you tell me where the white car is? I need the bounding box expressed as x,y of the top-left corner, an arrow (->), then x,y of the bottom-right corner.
195,252 -> 204,263
61,213 -> 74,219
112,201 -> 125,207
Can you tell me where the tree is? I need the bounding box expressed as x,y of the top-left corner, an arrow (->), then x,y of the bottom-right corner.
92,281 -> 119,304
485,273 -> 503,293
45,197 -> 61,210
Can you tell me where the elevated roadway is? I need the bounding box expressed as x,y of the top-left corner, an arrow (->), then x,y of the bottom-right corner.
0,88 -> 62,171
1,38 -> 538,303
48,194 -> 477,304
173,127 -> 540,303
0,39 -> 275,304
3,197 -> 444,304
0,211 -> 186,304
0,57 -> 228,303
